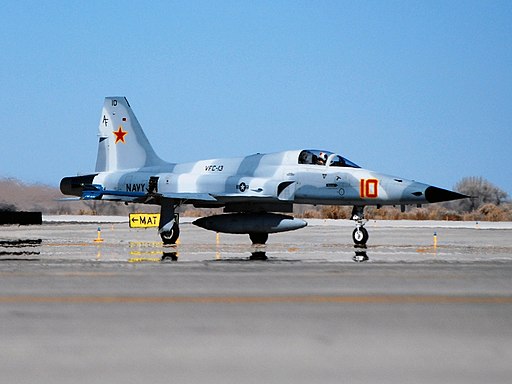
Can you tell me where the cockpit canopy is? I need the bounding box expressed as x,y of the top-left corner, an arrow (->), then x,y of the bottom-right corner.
298,150 -> 360,168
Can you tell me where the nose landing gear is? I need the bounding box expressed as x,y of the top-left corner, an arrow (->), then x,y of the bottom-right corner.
351,206 -> 369,262
351,205 -> 368,245
352,226 -> 369,245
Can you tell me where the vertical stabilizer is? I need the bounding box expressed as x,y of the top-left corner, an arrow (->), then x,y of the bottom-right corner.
95,97 -> 166,172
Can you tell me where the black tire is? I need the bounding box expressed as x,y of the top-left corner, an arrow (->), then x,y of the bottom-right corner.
352,227 -> 369,245
249,233 -> 269,245
161,223 -> 180,245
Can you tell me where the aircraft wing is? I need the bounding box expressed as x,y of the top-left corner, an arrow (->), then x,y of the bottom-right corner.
212,193 -> 275,201
160,192 -> 218,202
209,193 -> 282,206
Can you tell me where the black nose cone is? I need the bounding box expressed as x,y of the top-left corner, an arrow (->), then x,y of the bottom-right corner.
425,186 -> 468,203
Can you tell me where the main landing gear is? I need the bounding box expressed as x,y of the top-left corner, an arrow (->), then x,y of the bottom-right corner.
249,233 -> 269,260
159,199 -> 180,245
160,220 -> 180,244
351,205 -> 369,245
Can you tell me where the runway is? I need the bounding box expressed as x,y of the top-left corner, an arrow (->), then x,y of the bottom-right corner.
1,218 -> 512,383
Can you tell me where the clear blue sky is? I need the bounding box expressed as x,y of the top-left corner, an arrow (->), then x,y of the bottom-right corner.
1,1 -> 511,195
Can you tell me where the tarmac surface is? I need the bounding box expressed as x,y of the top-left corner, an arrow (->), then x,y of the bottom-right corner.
1,217 -> 512,384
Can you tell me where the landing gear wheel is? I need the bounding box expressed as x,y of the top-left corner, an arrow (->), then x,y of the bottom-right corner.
249,233 -> 269,245
352,252 -> 369,262
352,227 -> 369,245
250,251 -> 268,261
160,223 -> 180,245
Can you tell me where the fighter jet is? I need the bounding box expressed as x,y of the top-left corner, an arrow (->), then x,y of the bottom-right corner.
60,97 -> 467,247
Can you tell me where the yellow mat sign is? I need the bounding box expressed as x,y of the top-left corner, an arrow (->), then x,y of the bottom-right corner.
129,213 -> 160,228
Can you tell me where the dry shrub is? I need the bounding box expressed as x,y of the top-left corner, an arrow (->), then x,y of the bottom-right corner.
440,211 -> 463,221
419,206 -> 448,220
462,212 -> 483,221
79,209 -> 96,215
320,206 -> 351,219
366,207 -> 401,220
367,206 -> 466,221
292,202 -> 511,221
410,208 -> 430,220
478,203 -> 507,221
180,209 -> 204,217
302,209 -> 322,219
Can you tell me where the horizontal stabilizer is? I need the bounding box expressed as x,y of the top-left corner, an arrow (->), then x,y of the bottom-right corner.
80,185 -> 145,200
78,186 -> 218,203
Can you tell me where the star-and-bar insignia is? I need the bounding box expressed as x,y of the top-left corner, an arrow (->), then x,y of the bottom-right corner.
113,126 -> 128,144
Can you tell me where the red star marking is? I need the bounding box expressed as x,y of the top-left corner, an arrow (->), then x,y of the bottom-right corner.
113,126 -> 128,144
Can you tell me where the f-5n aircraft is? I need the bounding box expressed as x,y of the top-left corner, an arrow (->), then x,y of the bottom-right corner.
61,97 -> 467,247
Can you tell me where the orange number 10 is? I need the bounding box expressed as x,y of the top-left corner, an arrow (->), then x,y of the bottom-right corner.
360,179 -> 379,198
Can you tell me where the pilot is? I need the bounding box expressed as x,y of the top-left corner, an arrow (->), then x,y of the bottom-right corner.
316,152 -> 328,165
